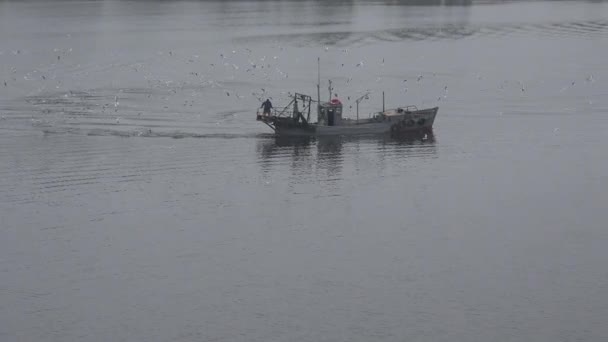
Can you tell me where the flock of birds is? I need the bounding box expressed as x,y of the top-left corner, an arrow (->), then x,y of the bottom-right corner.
0,45 -> 599,128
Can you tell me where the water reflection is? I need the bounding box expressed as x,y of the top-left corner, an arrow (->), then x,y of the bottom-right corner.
316,136 -> 345,180
256,132 -> 436,178
391,130 -> 436,144
226,0 -> 475,46
212,0 -> 472,10
379,0 -> 472,5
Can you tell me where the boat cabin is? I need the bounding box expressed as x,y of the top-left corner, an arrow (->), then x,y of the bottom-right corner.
318,99 -> 342,126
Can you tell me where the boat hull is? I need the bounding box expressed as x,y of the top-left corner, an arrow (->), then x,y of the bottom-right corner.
271,107 -> 438,136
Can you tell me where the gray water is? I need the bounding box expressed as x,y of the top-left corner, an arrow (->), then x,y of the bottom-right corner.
1,1 -> 608,341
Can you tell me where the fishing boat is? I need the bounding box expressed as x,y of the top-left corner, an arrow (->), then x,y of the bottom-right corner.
256,59 -> 438,136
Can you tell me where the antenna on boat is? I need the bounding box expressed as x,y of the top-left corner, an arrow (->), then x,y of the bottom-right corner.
317,57 -> 321,116
355,92 -> 370,124
382,91 -> 385,113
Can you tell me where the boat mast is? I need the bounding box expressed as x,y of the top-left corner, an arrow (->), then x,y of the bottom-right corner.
355,92 -> 370,124
317,57 -> 321,116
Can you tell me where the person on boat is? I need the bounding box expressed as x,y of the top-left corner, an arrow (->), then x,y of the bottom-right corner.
261,99 -> 273,115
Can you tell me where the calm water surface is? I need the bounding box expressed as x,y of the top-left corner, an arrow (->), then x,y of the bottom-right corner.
1,1 -> 608,341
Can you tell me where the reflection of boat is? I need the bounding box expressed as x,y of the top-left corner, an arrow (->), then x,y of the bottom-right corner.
256,131 -> 437,177
270,130 -> 435,148
256,59 -> 438,136
257,131 -> 435,166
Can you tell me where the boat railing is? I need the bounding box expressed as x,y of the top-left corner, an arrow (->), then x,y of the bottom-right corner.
256,108 -> 294,120
397,105 -> 419,112
399,105 -> 418,112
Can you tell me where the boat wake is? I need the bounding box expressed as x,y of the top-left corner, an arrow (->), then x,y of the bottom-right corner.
41,127 -> 268,140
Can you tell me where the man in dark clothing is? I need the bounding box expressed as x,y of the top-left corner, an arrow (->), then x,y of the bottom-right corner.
261,99 -> 273,115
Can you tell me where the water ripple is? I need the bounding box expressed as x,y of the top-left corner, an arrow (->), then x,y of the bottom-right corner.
236,19 -> 608,46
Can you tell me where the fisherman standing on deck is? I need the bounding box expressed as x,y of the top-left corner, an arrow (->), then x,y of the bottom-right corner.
261,98 -> 273,116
